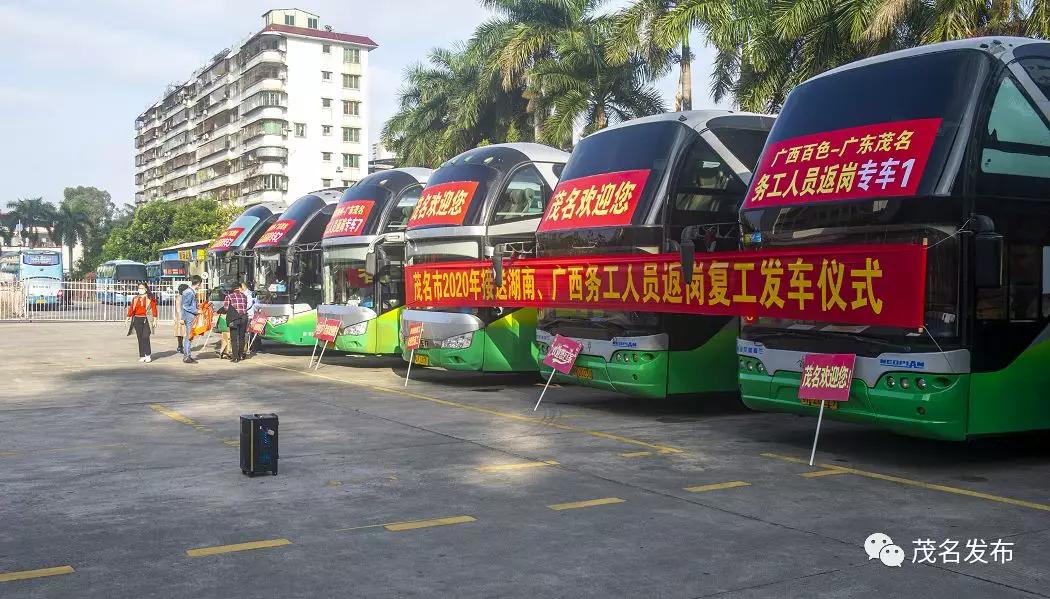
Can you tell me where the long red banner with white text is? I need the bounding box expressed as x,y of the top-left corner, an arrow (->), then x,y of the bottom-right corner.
404,244 -> 927,328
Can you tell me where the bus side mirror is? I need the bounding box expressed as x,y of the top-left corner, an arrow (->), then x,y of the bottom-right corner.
975,233 -> 1004,288
492,255 -> 503,288
681,241 -> 695,282
365,250 -> 377,276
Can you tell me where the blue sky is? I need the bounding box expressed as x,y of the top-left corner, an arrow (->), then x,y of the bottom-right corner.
0,1 -> 728,207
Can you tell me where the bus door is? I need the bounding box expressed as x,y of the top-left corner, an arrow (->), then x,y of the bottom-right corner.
968,55 -> 1050,433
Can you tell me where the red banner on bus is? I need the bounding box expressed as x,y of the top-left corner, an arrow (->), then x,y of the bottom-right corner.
537,169 -> 651,232
407,181 -> 480,228
210,227 -> 244,251
744,118 -> 942,209
255,219 -> 297,247
405,244 -> 927,329
799,353 -> 856,402
324,200 -> 374,239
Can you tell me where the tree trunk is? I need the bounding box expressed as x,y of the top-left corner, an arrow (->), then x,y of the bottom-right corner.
596,107 -> 607,131
680,36 -> 693,112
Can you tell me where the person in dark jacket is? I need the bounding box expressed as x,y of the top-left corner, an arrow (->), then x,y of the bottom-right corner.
219,285 -> 249,362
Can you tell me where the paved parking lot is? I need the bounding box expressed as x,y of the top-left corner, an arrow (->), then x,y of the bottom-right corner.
2,322 -> 1049,598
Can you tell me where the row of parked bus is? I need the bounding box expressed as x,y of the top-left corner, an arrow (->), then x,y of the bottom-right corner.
202,38 -> 1049,441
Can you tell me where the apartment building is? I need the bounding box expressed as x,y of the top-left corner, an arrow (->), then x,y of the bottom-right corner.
133,9 -> 376,207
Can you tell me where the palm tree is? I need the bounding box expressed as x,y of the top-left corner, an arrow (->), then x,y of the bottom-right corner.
5,197 -> 57,246
533,17 -> 667,146
608,0 -> 693,111
382,45 -> 530,166
473,0 -> 601,139
661,0 -> 1049,112
52,198 -> 93,266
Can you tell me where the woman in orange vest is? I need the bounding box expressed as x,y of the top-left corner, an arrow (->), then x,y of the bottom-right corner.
126,282 -> 159,363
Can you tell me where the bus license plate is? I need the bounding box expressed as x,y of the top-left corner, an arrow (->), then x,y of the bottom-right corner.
570,366 -> 592,380
413,354 -> 429,366
36,299 -> 45,304
800,398 -> 839,410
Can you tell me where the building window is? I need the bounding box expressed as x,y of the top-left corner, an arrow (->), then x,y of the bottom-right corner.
322,71 -> 332,82
322,97 -> 332,108
308,17 -> 319,29
322,125 -> 332,136
342,153 -> 360,168
344,48 -> 360,64
322,152 -> 332,161
342,100 -> 361,116
322,178 -> 333,187
342,74 -> 361,89
284,14 -> 295,26
343,179 -> 354,186
294,123 -> 307,137
322,44 -> 331,54
342,127 -> 361,143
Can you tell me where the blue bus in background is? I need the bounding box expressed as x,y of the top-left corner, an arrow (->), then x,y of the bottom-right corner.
96,260 -> 148,304
146,259 -> 187,303
7,249 -> 65,308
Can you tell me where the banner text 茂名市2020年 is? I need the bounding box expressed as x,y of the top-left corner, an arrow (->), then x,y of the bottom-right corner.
744,118 -> 942,208
404,244 -> 928,329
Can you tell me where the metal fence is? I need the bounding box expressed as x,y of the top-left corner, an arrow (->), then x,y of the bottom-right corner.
0,280 -> 207,323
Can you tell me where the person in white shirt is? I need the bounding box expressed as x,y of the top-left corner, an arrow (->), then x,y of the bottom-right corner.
240,280 -> 258,357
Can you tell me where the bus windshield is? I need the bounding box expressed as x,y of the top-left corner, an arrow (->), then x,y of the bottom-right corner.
115,264 -> 147,282
255,250 -> 288,303
411,163 -> 500,228
557,120 -> 689,225
739,49 -> 992,354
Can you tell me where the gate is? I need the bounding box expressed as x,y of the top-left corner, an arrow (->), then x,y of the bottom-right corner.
0,280 -> 208,323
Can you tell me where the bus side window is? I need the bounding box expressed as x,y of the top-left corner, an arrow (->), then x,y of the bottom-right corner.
490,165 -> 549,225
977,74 -> 1050,198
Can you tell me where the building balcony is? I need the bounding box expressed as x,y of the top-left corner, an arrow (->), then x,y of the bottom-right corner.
246,146 -> 289,162
238,77 -> 285,100
239,189 -> 286,206
241,49 -> 286,74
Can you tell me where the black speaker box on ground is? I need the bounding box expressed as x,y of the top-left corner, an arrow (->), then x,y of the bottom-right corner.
240,413 -> 278,476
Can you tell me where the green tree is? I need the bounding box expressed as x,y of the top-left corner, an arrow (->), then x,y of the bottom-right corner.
533,17 -> 667,146
5,197 -> 57,246
382,45 -> 531,166
660,0 -> 1050,112
98,199 -> 240,266
62,187 -> 118,276
474,0 -> 600,139
168,198 -> 241,244
609,0 -> 693,111
52,198 -> 93,269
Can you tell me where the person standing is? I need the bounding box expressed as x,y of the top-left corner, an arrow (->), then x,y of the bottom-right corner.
174,283 -> 189,354
221,284 -> 248,363
126,283 -> 158,363
181,276 -> 202,364
240,281 -> 258,357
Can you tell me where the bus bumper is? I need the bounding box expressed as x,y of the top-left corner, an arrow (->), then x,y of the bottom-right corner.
534,343 -> 669,399
263,311 -> 318,346
737,354 -> 969,441
403,333 -> 488,371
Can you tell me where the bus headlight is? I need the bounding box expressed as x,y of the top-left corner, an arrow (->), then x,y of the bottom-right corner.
343,322 -> 367,336
268,315 -> 289,326
441,332 -> 473,349
886,376 -> 895,388
900,378 -> 910,390
916,377 -> 927,390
